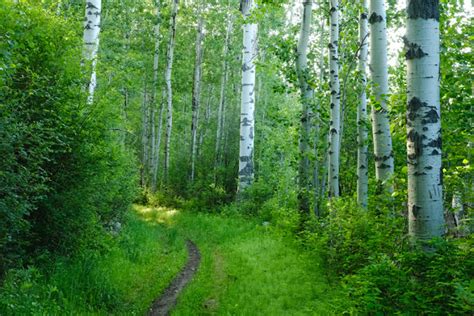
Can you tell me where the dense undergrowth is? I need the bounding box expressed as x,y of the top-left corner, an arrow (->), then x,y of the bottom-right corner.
0,1 -> 137,275
0,208 -> 186,315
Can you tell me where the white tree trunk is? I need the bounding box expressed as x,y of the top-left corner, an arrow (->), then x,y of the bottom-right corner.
151,2 -> 162,192
296,0 -> 313,212
313,18 -> 325,216
190,16 -> 204,182
369,0 -> 394,186
83,0 -> 101,105
152,88 -> 166,191
328,0 -> 340,198
238,0 -> 258,192
357,0 -> 369,207
215,15 -> 233,169
141,80 -> 150,187
406,0 -> 444,241
164,0 -> 178,182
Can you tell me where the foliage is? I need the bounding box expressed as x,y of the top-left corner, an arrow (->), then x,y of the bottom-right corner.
0,208 -> 186,314
0,1 -> 137,275
304,198 -> 473,314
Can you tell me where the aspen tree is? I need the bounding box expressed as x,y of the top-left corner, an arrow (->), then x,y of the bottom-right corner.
405,0 -> 444,241
296,0 -> 313,213
83,0 -> 101,105
369,0 -> 394,186
328,0 -> 341,198
357,0 -> 369,207
216,14 -> 233,170
164,0 -> 179,181
190,14 -> 204,182
151,0 -> 162,192
238,0 -> 258,192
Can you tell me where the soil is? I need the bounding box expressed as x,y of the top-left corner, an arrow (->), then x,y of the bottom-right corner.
148,240 -> 201,316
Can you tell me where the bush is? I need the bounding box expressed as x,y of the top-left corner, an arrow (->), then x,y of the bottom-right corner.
0,2 -> 137,275
305,197 -> 473,314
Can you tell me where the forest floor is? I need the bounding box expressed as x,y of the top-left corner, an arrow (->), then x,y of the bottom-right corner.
136,205 -> 345,315
1,205 -> 347,315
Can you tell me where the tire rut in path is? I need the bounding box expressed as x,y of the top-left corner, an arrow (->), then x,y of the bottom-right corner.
148,240 -> 201,316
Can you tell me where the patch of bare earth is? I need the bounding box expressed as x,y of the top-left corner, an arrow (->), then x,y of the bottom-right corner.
148,240 -> 201,316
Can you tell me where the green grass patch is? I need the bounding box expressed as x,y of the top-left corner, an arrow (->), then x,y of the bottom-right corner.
0,206 -> 186,315
1,205 -> 348,315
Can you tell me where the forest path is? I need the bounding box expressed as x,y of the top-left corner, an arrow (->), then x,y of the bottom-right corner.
136,205 -> 343,315
148,240 -> 201,316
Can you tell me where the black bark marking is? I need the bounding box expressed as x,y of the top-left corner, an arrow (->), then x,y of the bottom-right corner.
424,166 -> 433,170
330,128 -> 338,134
369,12 -> 383,24
242,117 -> 251,126
407,97 -> 425,121
422,109 -> 439,124
412,205 -> 421,218
239,161 -> 253,176
414,171 -> 427,176
407,129 -> 423,156
86,2 -> 98,10
379,163 -> 391,169
361,13 -> 368,19
403,37 -> 428,59
430,149 -> 440,155
426,137 -> 441,149
407,0 -> 439,21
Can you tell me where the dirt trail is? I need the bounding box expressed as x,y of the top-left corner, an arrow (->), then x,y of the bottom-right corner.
148,240 -> 201,316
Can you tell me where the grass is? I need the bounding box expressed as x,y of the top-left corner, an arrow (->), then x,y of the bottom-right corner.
166,210 -> 344,315
1,205 -> 347,315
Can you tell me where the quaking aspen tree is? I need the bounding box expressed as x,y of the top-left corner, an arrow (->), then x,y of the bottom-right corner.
357,0 -> 369,207
328,0 -> 341,198
405,0 -> 444,242
296,0 -> 314,213
238,0 -> 258,192
369,0 -> 394,187
83,0 -> 102,105
164,0 -> 179,181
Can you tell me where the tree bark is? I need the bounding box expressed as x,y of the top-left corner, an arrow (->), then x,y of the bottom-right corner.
141,79 -> 150,187
83,0 -> 102,105
151,1 -> 162,192
357,0 -> 369,207
296,0 -> 314,213
190,15 -> 204,182
328,0 -> 341,198
164,0 -> 179,182
238,0 -> 258,192
369,0 -> 394,187
215,14 -> 233,171
406,0 -> 444,242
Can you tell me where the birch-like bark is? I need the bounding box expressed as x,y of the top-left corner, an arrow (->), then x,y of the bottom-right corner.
164,0 -> 179,182
151,1 -> 162,191
152,88 -> 166,191
83,0 -> 101,105
369,0 -> 394,186
215,15 -> 233,169
313,17 -> 325,216
328,0 -> 341,198
296,0 -> 314,213
140,79 -> 149,187
190,16 -> 204,182
357,0 -> 369,207
405,0 -> 444,241
238,0 -> 258,192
